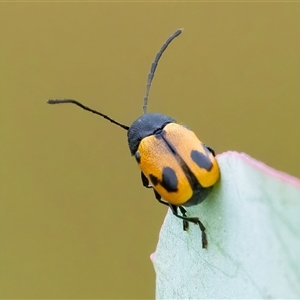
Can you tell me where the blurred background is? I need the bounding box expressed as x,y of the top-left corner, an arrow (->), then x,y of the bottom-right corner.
1,2 -> 299,299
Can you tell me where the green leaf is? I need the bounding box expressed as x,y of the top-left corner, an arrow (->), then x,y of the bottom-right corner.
152,151 -> 300,299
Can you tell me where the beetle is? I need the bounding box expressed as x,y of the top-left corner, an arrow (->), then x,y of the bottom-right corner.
48,29 -> 220,249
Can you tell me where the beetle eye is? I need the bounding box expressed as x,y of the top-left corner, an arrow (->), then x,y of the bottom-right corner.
135,151 -> 141,164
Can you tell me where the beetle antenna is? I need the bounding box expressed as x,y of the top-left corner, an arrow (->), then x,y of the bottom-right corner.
47,99 -> 129,130
143,28 -> 183,114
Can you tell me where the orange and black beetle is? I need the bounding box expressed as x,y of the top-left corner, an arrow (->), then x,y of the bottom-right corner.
48,29 -> 220,248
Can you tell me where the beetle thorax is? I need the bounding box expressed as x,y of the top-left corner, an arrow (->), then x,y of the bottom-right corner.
127,113 -> 175,155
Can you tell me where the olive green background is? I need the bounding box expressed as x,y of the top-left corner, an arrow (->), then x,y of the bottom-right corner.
1,2 -> 300,299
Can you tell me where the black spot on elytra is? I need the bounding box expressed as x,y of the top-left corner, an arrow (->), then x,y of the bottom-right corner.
149,174 -> 159,186
149,167 -> 178,192
135,151 -> 141,164
191,150 -> 213,171
161,167 -> 178,192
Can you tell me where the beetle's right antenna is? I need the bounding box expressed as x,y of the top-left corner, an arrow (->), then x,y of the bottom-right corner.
47,99 -> 129,130
143,28 -> 183,114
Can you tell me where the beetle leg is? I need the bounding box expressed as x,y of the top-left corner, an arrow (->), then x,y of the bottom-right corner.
153,191 -> 188,231
169,204 -> 207,249
141,172 -> 169,206
141,172 -> 152,188
153,188 -> 170,207
203,144 -> 215,157
178,206 -> 189,231
141,172 -> 202,241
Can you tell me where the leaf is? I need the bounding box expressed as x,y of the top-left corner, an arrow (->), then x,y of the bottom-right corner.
151,151 -> 300,299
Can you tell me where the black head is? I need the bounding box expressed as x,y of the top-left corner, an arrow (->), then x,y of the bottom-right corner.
127,113 -> 175,155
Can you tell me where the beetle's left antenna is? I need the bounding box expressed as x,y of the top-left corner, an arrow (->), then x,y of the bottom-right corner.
47,99 -> 129,130
143,28 -> 183,115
